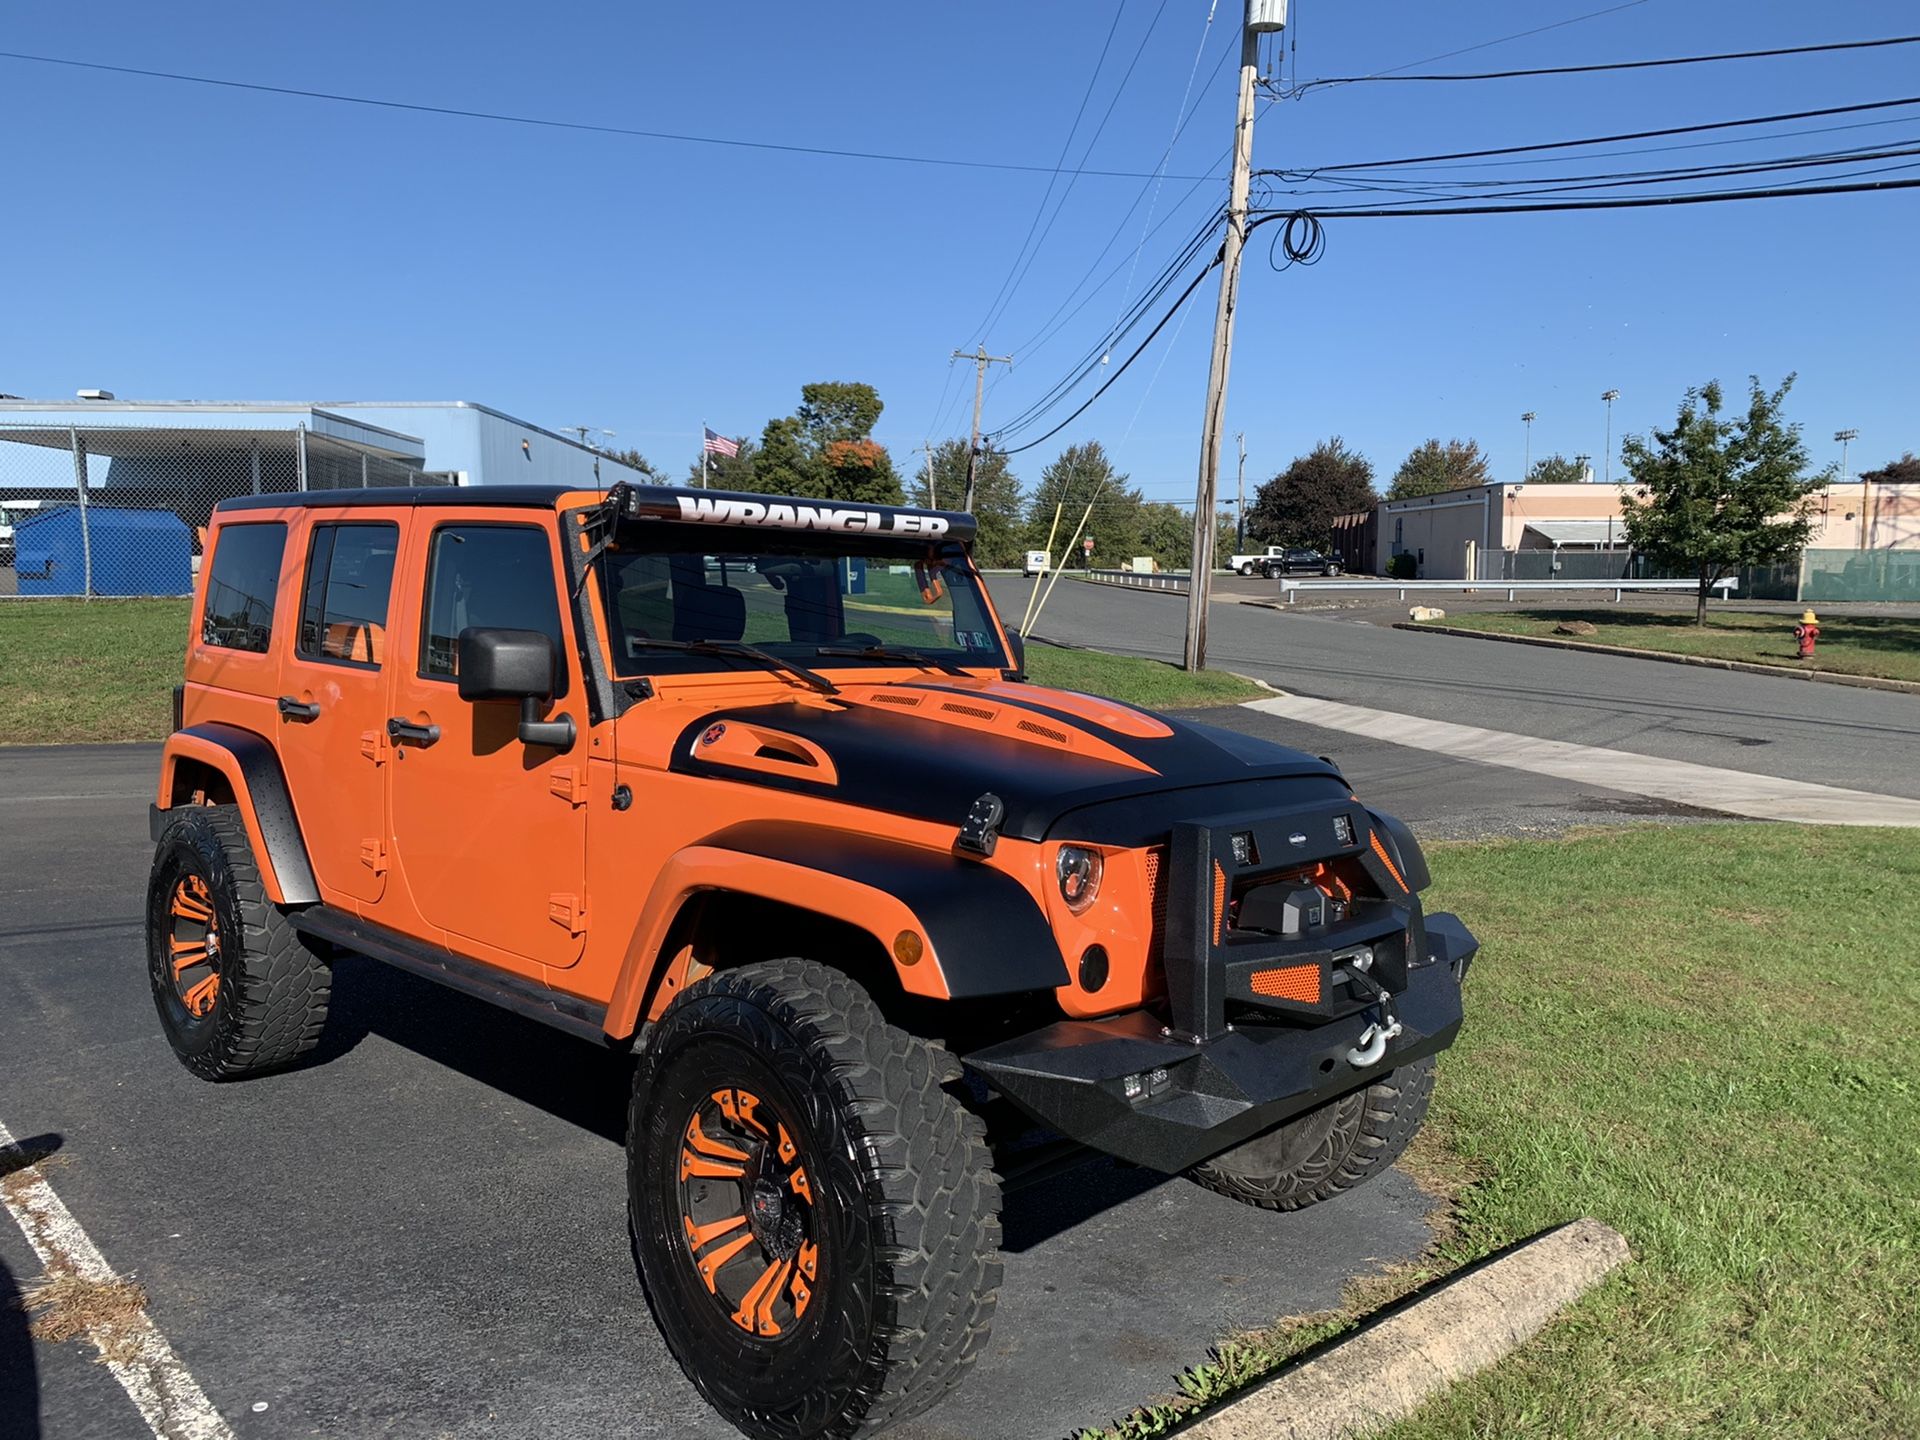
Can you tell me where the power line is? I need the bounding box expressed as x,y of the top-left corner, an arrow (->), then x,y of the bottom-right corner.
963,4 -> 1133,345
1249,172 -> 1920,220
1280,33 -> 1920,94
1263,95 -> 1920,175
0,48 -> 1220,182
1354,0 -> 1657,79
974,0 -> 1177,344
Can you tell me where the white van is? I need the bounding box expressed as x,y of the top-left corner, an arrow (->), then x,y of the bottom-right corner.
1022,549 -> 1049,577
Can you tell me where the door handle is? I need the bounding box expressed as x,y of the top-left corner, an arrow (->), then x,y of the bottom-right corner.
386,717 -> 441,748
277,696 -> 321,722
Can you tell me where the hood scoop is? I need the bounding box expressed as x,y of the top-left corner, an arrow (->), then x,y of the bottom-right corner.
691,720 -> 839,786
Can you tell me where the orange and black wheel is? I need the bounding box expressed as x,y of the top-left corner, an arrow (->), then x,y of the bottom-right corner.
629,958 -> 1001,1440
145,806 -> 330,1081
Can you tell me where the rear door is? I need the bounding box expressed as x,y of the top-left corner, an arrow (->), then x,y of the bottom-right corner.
276,512 -> 405,908
385,515 -> 589,975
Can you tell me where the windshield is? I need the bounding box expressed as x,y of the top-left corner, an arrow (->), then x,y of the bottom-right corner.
595,535 -> 1007,678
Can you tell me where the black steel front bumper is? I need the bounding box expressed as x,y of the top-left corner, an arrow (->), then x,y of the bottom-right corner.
968,912 -> 1475,1174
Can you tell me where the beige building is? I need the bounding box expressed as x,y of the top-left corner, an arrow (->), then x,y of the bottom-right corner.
1378,481 -> 1918,579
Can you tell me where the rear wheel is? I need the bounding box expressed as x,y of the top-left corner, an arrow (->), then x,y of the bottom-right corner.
1238,561 -> 1256,576
1185,1057 -> 1435,1211
629,959 -> 1001,1439
145,806 -> 330,1080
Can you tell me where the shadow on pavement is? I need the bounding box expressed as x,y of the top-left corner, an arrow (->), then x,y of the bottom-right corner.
0,1133 -> 61,1440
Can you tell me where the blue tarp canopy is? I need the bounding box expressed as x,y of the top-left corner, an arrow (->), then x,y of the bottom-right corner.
14,505 -> 194,596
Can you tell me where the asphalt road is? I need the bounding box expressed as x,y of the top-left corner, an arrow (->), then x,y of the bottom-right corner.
993,576 -> 1920,801
0,744 -> 1441,1440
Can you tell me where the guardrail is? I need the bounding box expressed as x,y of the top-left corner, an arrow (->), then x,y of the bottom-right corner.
1084,568 -> 1191,591
1278,577 -> 1739,603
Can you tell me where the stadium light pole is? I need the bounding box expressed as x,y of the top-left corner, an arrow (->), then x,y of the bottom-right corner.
1836,428 -> 1861,547
1600,390 -> 1619,484
1520,411 -> 1535,482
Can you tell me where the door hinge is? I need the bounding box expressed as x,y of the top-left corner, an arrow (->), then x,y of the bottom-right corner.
547,893 -> 587,935
360,838 -> 388,875
360,727 -> 390,765
549,767 -> 588,807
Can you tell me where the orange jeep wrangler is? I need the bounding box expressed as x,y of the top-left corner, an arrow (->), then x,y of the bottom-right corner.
146,482 -> 1475,1440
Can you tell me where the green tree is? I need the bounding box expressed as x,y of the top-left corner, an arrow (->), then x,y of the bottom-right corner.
911,440 -> 1024,568
753,416 -> 815,497
818,438 -> 903,506
1247,437 -> 1377,548
1859,452 -> 1920,487
796,382 -> 884,450
1023,441 -> 1141,568
1136,502 -> 1191,570
1620,375 -> 1830,625
1526,454 -> 1588,485
1387,438 -> 1492,500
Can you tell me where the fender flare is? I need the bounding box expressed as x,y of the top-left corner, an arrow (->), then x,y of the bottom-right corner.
604,822 -> 1067,1039
154,723 -> 318,906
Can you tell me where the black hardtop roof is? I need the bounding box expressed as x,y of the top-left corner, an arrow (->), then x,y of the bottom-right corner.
215,482 -> 978,543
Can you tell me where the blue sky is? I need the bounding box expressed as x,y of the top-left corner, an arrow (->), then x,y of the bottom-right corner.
3,1 -> 1915,500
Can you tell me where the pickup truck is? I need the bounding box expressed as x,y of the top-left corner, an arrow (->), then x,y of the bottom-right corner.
1228,545 -> 1343,578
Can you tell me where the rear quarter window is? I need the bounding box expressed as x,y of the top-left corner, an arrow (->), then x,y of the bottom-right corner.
201,522 -> 287,653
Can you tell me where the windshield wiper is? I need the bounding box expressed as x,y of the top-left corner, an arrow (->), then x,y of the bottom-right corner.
813,643 -> 971,676
627,637 -> 839,695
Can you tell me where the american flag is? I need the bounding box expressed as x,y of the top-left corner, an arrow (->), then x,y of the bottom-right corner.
703,427 -> 740,458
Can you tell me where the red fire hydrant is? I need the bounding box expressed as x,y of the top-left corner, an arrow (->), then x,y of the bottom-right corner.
1794,609 -> 1820,659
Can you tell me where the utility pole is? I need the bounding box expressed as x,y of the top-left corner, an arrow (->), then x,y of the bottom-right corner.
1520,411 -> 1535,482
1600,390 -> 1619,484
1234,432 -> 1247,552
952,344 -> 1012,512
919,441 -> 940,509
1184,0 -> 1278,671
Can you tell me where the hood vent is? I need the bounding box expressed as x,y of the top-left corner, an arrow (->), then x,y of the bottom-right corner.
941,700 -> 998,721
869,692 -> 923,707
1017,718 -> 1069,744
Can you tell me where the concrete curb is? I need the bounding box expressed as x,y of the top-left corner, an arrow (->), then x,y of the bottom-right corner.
1395,622 -> 1920,695
1181,1218 -> 1631,1440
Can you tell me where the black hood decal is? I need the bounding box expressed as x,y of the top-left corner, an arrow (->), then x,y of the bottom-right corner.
668,686 -> 1342,843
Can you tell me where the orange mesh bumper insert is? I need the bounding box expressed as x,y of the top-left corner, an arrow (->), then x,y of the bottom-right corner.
1248,963 -> 1322,1004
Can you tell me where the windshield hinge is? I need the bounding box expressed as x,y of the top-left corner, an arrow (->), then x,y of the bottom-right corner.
954,792 -> 1005,859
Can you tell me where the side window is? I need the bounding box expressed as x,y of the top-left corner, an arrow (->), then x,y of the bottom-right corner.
419,524 -> 568,694
201,522 -> 287,653
298,522 -> 399,668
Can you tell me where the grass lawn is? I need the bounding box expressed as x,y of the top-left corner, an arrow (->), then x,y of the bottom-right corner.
0,599 -> 185,745
1092,824 -> 1920,1440
1023,641 -> 1265,709
1430,607 -> 1920,683
0,599 -> 1259,744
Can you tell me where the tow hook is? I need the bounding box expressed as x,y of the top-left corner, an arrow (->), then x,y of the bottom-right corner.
1346,1009 -> 1404,1069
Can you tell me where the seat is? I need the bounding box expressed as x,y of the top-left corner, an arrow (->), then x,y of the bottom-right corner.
674,584 -> 747,644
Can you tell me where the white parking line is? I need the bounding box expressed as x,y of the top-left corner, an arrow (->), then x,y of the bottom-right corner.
1243,693 -> 1920,827
0,1118 -> 236,1440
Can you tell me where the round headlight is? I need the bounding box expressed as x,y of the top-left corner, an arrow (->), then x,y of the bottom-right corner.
1056,846 -> 1103,914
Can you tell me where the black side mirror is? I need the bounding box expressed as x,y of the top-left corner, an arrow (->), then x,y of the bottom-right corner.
1004,630 -> 1026,680
456,627 -> 575,750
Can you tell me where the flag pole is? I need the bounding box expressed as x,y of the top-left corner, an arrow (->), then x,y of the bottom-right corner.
701,420 -> 708,489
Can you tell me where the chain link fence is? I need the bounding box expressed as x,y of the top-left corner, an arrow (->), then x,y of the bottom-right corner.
1473,548 -> 1681,582
0,422 -> 453,598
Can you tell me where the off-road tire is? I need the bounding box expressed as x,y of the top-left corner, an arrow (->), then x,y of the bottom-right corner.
1186,1056 -> 1436,1211
145,805 -> 330,1081
628,958 -> 1001,1440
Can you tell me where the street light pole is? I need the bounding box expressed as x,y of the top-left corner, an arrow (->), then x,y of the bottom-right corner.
1520,411 -> 1535,482
1600,390 -> 1619,484
1836,428 -> 1860,547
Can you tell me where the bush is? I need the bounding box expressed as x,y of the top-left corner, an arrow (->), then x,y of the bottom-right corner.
1387,553 -> 1417,580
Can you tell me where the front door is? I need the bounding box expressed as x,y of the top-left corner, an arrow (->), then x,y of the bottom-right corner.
277,513 -> 405,908
386,515 -> 589,976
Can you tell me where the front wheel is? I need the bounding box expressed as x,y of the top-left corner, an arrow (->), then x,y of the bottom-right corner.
1186,1056 -> 1435,1211
629,959 -> 1001,1439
